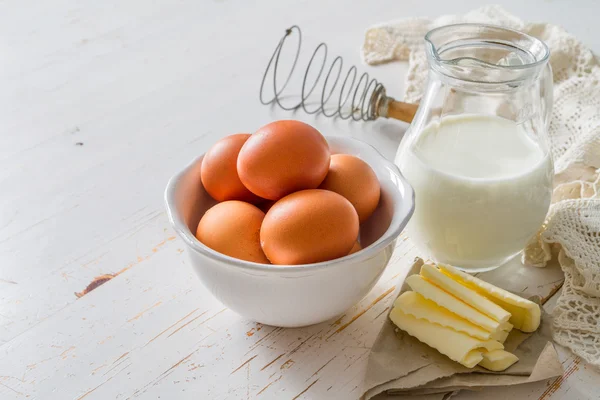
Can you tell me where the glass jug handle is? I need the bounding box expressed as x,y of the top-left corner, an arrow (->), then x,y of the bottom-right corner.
541,64 -> 554,128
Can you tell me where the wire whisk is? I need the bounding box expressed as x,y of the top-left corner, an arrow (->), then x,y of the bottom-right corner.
259,25 -> 418,123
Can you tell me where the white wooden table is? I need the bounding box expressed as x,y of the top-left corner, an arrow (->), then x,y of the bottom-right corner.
1,0 -> 599,399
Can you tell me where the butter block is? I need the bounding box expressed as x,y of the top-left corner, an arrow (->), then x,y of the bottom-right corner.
478,349 -> 519,371
439,264 -> 541,332
420,264 -> 511,323
394,291 -> 493,340
390,307 -> 503,368
405,275 -> 501,332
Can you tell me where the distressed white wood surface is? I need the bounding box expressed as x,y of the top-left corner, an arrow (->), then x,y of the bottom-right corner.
1,0 -> 599,399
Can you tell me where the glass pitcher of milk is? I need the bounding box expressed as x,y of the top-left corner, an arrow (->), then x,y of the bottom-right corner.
395,24 -> 554,272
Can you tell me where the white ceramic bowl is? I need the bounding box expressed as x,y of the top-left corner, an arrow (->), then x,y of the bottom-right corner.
164,136 -> 414,327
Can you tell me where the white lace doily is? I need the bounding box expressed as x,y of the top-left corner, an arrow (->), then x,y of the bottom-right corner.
362,5 -> 600,367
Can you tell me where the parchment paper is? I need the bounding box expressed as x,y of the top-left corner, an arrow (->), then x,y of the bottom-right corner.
362,259 -> 563,399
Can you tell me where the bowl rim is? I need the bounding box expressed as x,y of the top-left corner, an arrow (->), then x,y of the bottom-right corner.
164,135 -> 415,273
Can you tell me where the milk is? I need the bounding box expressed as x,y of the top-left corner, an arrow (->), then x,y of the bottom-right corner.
397,114 -> 553,270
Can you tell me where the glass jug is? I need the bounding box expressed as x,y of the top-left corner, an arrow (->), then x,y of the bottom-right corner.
395,24 -> 554,272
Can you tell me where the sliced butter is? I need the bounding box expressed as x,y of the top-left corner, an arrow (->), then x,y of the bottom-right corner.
490,329 -> 510,343
405,275 -> 501,332
390,307 -> 503,368
420,264 -> 511,323
394,291 -> 492,340
439,264 -> 541,332
499,321 -> 514,332
478,349 -> 519,371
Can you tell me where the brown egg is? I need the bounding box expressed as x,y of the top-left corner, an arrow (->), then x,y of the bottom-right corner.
196,201 -> 269,263
348,241 -> 362,255
260,189 -> 359,265
237,120 -> 330,200
319,154 -> 381,222
201,134 -> 261,203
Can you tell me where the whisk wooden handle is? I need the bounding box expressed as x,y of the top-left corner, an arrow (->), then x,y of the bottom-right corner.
386,100 -> 419,123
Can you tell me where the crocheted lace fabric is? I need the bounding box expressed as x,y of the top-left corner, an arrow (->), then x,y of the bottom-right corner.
362,5 -> 600,366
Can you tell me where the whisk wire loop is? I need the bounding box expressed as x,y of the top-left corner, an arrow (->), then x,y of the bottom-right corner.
260,25 -> 386,121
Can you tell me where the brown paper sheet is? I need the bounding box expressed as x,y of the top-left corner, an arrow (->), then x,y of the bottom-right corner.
362,259 -> 564,399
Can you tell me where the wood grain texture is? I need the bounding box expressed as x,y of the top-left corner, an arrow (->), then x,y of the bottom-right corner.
1,0 -> 599,398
